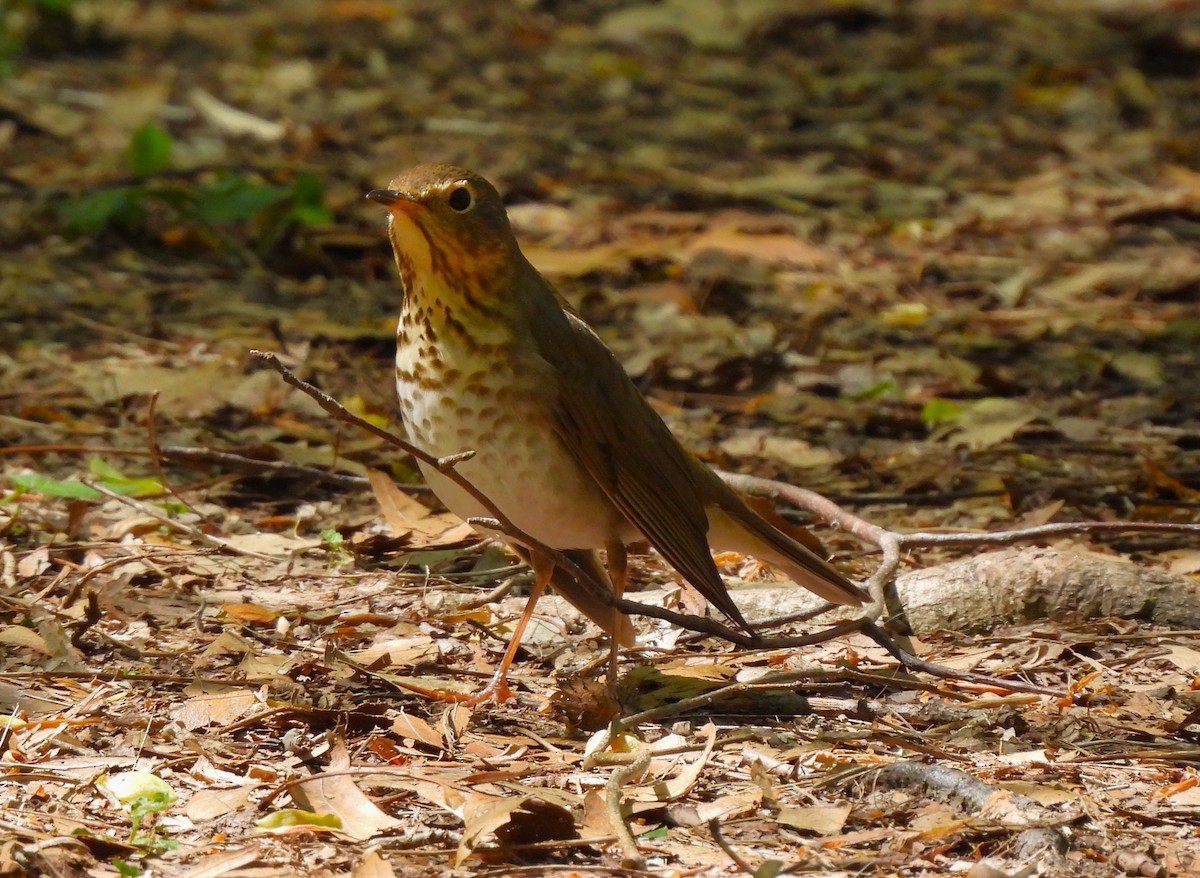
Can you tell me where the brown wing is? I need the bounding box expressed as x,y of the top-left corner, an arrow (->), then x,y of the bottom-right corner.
521,275 -> 750,631
508,545 -> 637,646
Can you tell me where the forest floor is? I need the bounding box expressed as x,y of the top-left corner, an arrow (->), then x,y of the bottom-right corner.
1,1 -> 1199,876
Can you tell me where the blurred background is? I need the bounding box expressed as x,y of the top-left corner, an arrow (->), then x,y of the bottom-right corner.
1,0 -> 1198,544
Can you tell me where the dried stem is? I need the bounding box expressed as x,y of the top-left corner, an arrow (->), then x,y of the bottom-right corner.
250,350 -> 616,609
252,350 -> 1189,703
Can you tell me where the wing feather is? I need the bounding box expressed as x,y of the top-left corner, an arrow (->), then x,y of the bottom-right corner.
523,284 -> 750,630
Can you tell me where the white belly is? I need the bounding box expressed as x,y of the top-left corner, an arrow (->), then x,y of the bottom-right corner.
397,343 -> 633,550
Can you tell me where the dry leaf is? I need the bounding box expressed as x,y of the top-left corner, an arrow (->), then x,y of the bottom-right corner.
391,711 -> 445,751
184,786 -> 258,822
174,847 -> 262,878
347,636 -> 438,669
649,722 -> 717,802
776,803 -> 852,835
171,685 -> 258,729
290,735 -> 402,841
366,468 -> 474,544
686,224 -> 834,268
221,603 -> 282,624
189,87 -> 285,140
0,626 -> 49,653
719,431 -> 843,469
351,850 -> 398,878
493,798 -> 578,847
950,398 -> 1039,450
456,792 -> 530,864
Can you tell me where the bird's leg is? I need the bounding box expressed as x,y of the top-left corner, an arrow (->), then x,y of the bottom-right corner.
388,552 -> 553,706
463,550 -> 553,705
605,540 -> 628,696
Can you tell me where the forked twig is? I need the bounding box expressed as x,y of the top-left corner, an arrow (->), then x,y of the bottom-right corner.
251,350 -> 616,611
254,350 -> 1156,702
717,470 -> 1200,620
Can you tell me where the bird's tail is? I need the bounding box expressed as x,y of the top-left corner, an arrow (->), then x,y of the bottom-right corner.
705,498 -> 868,607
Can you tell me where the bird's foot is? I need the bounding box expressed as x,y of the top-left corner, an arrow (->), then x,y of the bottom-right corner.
393,673 -> 517,705
460,675 -> 517,706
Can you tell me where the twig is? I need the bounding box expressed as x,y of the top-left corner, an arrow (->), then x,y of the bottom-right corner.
708,819 -> 756,876
456,573 -> 524,611
716,470 -> 897,616
716,470 -> 1200,625
716,471 -> 887,546
721,470 -> 1200,547
144,391 -> 207,525
609,750 -> 650,868
81,480 -> 280,561
0,441 -> 386,491
250,350 -> 617,610
160,444 -> 378,490
898,520 -> 1200,546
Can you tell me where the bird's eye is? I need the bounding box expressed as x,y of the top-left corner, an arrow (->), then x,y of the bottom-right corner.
448,186 -> 473,212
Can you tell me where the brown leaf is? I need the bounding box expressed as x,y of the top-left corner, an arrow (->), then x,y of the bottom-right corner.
456,792 -> 530,864
350,850 -> 398,878
949,398 -> 1039,450
221,603 -> 282,624
391,710 -> 445,751
366,468 -> 475,544
184,786 -> 258,822
777,803 -> 852,835
686,222 -> 834,268
172,685 -> 258,730
290,735 -> 402,841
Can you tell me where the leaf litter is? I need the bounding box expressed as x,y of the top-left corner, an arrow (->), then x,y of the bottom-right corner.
1,1 -> 1199,875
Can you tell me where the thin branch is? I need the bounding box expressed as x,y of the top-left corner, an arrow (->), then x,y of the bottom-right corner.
0,440 -> 395,492
160,445 -> 379,490
898,520 -> 1200,546
716,470 -> 888,546
82,480 -> 280,561
250,350 -> 616,609
708,819 -> 756,876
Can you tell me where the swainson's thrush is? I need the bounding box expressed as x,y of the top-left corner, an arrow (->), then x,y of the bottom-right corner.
369,164 -> 867,703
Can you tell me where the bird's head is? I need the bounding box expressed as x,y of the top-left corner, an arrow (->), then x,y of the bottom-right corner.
368,164 -> 521,308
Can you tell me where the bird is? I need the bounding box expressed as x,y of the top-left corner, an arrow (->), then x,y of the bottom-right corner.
367,164 -> 868,704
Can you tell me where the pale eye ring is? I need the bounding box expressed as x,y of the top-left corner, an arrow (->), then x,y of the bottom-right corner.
448,185 -> 473,212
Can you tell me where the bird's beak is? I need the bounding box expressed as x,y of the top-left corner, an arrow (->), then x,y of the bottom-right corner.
366,189 -> 420,213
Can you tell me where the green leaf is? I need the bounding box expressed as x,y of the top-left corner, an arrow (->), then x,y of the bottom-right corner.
256,809 -> 343,831
7,472 -> 101,500
194,176 -> 289,224
87,458 -> 164,496
753,861 -> 785,878
7,462 -> 163,501
291,172 -> 324,207
87,458 -> 127,482
113,859 -> 142,878
61,187 -> 143,236
291,202 -> 332,225
289,173 -> 332,225
131,833 -> 179,852
921,398 -> 962,424
128,123 -> 172,175
86,457 -> 160,494
846,379 -> 896,401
